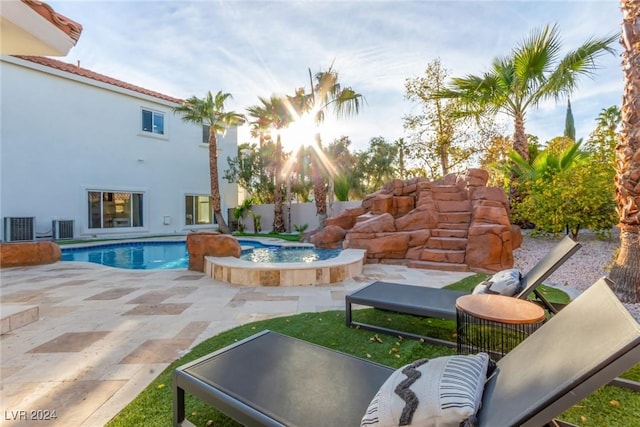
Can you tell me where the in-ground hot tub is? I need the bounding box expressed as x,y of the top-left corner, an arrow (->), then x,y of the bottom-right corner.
204,248 -> 366,286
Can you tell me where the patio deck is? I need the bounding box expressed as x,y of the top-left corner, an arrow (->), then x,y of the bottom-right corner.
0,261 -> 472,426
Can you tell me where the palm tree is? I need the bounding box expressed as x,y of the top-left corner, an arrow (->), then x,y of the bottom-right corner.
609,2 -> 640,303
173,91 -> 245,233
597,105 -> 622,134
247,96 -> 291,233
507,140 -> 589,182
301,65 -> 365,226
436,24 -> 617,164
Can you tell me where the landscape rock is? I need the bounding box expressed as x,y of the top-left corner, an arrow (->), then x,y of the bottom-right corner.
186,232 -> 241,272
324,207 -> 367,230
313,168 -> 520,272
309,225 -> 347,249
350,213 -> 396,233
395,204 -> 439,231
347,233 -> 410,259
0,242 -> 61,268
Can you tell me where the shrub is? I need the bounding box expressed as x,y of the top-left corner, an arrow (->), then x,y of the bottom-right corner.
513,163 -> 617,238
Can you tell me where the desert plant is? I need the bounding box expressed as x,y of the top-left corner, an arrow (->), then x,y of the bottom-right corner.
233,198 -> 253,233
248,211 -> 262,233
294,223 -> 308,235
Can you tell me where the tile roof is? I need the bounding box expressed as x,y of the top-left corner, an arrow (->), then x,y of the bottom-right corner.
14,55 -> 184,104
22,0 -> 83,45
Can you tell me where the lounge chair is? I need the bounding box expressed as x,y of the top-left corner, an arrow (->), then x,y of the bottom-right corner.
173,278 -> 640,427
346,234 -> 581,346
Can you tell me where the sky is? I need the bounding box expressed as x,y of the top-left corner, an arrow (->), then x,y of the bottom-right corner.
49,0 -> 623,153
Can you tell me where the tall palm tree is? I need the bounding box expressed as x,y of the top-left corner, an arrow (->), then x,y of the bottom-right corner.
301,65 -> 365,226
609,2 -> 640,303
173,91 -> 245,233
436,24 -> 617,163
247,96 -> 291,233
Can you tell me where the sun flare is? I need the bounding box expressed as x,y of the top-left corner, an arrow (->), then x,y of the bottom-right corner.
280,113 -> 317,151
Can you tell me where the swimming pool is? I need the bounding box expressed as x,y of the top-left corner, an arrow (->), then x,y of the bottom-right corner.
60,240 -> 341,270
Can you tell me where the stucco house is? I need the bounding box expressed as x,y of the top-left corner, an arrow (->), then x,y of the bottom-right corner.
0,54 -> 239,241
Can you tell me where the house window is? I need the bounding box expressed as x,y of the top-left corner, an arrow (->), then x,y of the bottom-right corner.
202,125 -> 210,144
88,191 -> 144,229
142,109 -> 164,135
185,195 -> 213,225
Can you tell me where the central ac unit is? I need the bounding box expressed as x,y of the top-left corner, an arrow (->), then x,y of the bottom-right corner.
52,220 -> 74,240
3,217 -> 36,242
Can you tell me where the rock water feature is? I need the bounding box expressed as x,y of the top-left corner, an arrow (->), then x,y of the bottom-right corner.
308,169 -> 522,273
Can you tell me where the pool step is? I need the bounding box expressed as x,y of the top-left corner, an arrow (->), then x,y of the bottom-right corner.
1,305 -> 39,335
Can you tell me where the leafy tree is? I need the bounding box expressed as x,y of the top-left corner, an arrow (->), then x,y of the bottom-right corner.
173,91 -> 245,233
482,135 -> 512,188
324,136 -> 366,201
404,59 -> 497,179
609,2 -> 640,302
224,142 -> 276,204
546,136 -> 576,155
513,165 -> 617,238
357,137 -> 398,194
510,140 -> 616,238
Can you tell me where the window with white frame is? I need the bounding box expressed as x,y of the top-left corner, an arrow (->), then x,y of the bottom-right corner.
185,195 -> 214,225
88,191 -> 144,229
142,109 -> 165,135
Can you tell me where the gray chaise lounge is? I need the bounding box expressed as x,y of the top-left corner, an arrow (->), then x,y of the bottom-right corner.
173,278 -> 639,427
346,234 -> 581,346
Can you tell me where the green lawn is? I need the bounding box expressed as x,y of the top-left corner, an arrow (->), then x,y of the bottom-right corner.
107,275 -> 639,427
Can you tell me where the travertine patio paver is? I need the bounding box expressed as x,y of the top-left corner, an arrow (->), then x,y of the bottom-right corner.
0,260 -> 472,426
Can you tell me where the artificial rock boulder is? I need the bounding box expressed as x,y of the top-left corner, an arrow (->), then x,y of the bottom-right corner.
186,232 -> 241,272
315,169 -> 521,273
0,242 -> 61,268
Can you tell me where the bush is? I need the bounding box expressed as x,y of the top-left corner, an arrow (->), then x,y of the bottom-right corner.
513,163 -> 617,238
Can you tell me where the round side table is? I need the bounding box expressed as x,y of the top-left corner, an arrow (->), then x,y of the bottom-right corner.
455,294 -> 545,360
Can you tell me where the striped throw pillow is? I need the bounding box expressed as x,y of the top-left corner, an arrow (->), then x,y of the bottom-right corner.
361,353 -> 490,427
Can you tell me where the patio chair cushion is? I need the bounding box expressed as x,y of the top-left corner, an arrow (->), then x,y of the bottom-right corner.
472,268 -> 521,296
360,353 -> 490,427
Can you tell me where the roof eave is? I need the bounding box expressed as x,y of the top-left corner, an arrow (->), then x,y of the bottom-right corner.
1,0 -> 83,56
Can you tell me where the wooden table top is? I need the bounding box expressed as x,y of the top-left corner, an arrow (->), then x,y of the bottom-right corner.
456,294 -> 545,324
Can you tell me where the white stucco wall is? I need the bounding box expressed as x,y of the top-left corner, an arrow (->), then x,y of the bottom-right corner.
0,55 -> 238,240
242,201 -> 362,233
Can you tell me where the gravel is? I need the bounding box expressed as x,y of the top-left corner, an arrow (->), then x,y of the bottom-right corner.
513,230 -> 640,322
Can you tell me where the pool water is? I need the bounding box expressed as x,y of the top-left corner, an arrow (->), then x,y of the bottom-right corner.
61,240 -> 341,270
239,246 -> 342,263
61,241 -> 189,270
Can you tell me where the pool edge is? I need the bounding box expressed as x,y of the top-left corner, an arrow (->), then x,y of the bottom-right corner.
204,249 -> 366,286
